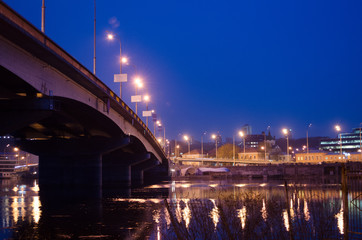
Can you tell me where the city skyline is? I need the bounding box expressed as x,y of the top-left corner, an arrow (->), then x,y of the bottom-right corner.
4,0 -> 362,139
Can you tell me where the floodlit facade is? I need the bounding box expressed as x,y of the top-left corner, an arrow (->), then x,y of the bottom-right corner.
238,151 -> 267,160
320,127 -> 362,153
295,151 -> 327,163
296,151 -> 362,163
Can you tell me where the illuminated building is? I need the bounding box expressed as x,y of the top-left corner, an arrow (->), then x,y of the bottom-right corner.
320,127 -> 362,153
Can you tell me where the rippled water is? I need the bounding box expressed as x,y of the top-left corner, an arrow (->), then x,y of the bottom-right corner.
0,177 -> 361,239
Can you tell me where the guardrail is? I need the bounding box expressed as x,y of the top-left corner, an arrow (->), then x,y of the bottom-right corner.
0,2 -> 166,159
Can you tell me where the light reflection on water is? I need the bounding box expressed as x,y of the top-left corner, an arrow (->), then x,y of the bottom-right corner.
0,178 -> 361,239
1,179 -> 41,227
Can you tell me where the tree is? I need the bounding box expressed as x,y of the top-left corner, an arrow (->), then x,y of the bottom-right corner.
217,143 -> 242,159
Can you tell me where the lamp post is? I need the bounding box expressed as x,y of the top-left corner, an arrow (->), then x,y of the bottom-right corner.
233,135 -> 235,165
143,95 -> 150,127
163,126 -> 166,152
166,139 -> 170,157
239,131 -> 245,161
155,120 -> 160,137
306,123 -> 312,157
282,128 -> 289,161
212,134 -> 218,159
184,135 -> 190,155
335,125 -> 343,161
176,145 -> 180,158
134,78 -> 143,115
201,132 -> 207,158
157,121 -> 165,152
360,123 -> 362,161
106,31 -> 126,98
41,0 -> 45,33
13,147 -> 19,165
3,144 -> 10,158
265,126 -> 271,161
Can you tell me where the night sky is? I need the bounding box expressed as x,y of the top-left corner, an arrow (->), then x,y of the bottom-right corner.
3,0 -> 362,142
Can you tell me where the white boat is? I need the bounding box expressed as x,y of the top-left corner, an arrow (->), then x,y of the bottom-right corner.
0,155 -> 18,179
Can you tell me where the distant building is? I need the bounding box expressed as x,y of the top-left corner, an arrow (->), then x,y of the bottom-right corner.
320,127 -> 362,153
243,131 -> 275,150
295,151 -> 362,163
241,124 -> 252,135
238,150 -> 267,161
295,151 -> 327,163
182,149 -> 204,159
269,153 -> 291,161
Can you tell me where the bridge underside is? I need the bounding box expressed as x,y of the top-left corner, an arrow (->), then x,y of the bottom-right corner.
0,65 -> 168,188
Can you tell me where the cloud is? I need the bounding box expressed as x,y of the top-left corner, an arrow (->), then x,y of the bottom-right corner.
109,17 -> 120,28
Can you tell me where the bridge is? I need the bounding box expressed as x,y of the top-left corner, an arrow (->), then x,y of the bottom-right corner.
0,2 -> 168,188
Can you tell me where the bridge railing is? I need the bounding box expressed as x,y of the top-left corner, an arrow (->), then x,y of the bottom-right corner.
0,2 -> 165,159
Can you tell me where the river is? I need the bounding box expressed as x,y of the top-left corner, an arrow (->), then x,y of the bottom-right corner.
0,177 -> 361,239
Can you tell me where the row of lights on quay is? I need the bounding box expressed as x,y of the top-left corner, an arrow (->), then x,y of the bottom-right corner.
179,123 -> 357,160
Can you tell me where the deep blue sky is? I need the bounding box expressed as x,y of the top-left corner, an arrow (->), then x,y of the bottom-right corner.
4,0 -> 362,141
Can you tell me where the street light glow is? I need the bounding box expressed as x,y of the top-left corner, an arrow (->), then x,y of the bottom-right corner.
13,147 -> 19,152
134,77 -> 143,88
212,134 -> 216,139
184,135 -> 189,141
121,57 -> 128,63
335,125 -> 341,132
238,131 -> 244,137
135,77 -> 141,84
282,128 -> 288,135
107,33 -> 114,40
144,95 -> 150,102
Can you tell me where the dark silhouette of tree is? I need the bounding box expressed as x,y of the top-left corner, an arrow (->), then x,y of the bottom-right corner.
217,143 -> 242,159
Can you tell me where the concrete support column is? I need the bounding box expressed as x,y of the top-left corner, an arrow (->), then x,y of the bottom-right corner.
103,152 -> 152,187
39,154 -> 102,187
102,159 -> 132,187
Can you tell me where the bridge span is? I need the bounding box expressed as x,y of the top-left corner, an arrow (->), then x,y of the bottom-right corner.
0,2 -> 169,187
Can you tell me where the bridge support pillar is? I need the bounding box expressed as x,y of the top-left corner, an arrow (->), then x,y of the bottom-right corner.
103,153 -> 152,187
39,154 -> 102,187
131,158 -> 159,186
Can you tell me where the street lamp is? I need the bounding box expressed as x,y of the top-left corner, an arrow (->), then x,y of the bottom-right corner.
239,131 -> 245,161
3,144 -> 10,158
306,123 -> 312,157
264,126 -> 270,161
41,0 -> 45,33
166,139 -> 170,157
155,120 -> 160,136
212,134 -> 218,159
134,77 -> 143,115
233,134 -> 235,165
201,132 -> 207,158
157,121 -> 166,152
184,135 -> 190,155
282,128 -> 289,161
13,147 -> 19,165
176,145 -> 180,158
106,31 -> 127,99
143,95 -> 150,127
335,125 -> 343,161
121,57 -> 128,64
360,123 -> 362,161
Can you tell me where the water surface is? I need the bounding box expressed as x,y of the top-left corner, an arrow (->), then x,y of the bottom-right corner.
0,177 -> 361,239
